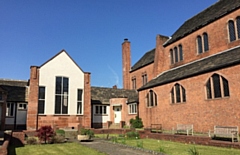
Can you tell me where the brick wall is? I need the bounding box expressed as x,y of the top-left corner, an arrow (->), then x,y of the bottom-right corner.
139,65 -> 240,132
83,72 -> 91,128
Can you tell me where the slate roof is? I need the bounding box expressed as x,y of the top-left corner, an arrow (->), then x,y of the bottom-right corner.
0,85 -> 28,102
0,79 -> 28,102
91,86 -> 138,104
138,45 -> 240,91
131,48 -> 155,72
164,0 -> 240,46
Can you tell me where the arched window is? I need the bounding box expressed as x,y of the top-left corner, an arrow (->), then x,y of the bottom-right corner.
179,44 -> 183,61
228,20 -> 236,42
174,47 -> 178,63
146,90 -> 157,107
170,49 -> 174,64
206,74 -> 230,99
237,17 -> 240,39
203,33 -> 209,52
197,36 -> 203,54
171,83 -> 186,104
170,45 -> 184,64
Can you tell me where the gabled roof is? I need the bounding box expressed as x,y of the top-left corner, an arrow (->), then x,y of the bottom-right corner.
40,49 -> 84,72
131,48 -> 155,72
138,45 -> 240,91
91,86 -> 138,104
164,0 -> 240,46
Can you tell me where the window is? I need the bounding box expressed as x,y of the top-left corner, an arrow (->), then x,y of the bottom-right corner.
128,103 -> 137,114
6,102 -> 14,117
55,77 -> 69,114
0,92 -> 2,101
197,33 -> 209,54
206,74 -> 230,99
95,105 -> 107,115
38,86 -> 45,114
18,103 -> 27,110
142,73 -> 147,86
170,45 -> 183,64
203,33 -> 209,51
229,20 -> 236,42
197,36 -> 203,54
132,77 -> 136,89
77,89 -> 83,114
171,83 -> 186,104
237,17 -> 240,39
146,90 -> 157,107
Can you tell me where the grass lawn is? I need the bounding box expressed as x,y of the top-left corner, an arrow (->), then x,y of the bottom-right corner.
122,138 -> 240,155
8,142 -> 106,155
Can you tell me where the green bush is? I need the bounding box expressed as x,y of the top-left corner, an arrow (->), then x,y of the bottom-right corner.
56,129 -> 65,136
126,131 -> 139,139
136,140 -> 143,148
26,137 -> 38,145
130,116 -> 144,128
80,128 -> 94,138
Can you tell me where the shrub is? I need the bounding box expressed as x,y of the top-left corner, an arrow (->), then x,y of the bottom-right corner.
37,125 -> 55,144
79,128 -> 94,138
26,137 -> 38,145
130,116 -> 144,128
51,135 -> 66,143
56,129 -> 65,137
126,131 -> 139,139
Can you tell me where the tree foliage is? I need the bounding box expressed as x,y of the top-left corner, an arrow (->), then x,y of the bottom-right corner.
130,116 -> 144,128
37,125 -> 55,144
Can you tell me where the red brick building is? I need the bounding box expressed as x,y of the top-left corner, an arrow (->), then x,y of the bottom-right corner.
122,0 -> 240,132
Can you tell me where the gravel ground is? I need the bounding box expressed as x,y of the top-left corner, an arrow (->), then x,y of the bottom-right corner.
80,139 -> 165,155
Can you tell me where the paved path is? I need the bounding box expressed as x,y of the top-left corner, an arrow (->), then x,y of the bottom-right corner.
80,139 -> 164,155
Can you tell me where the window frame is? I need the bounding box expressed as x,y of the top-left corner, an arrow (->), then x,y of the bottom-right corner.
77,89 -> 83,115
170,44 -> 183,64
6,102 -> 15,117
128,103 -> 137,114
18,103 -> 27,110
38,86 -> 45,114
94,105 -> 107,115
55,76 -> 69,114
171,83 -> 186,104
132,77 -> 136,89
146,90 -> 157,107
228,20 -> 236,42
142,73 -> 148,86
206,74 -> 230,99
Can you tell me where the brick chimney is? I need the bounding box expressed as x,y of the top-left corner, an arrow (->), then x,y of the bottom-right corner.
112,85 -> 117,89
27,66 -> 39,130
122,38 -> 131,89
153,35 -> 169,77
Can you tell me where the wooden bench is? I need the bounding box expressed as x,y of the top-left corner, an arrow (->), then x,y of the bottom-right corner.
150,124 -> 162,133
209,126 -> 239,142
175,124 -> 193,136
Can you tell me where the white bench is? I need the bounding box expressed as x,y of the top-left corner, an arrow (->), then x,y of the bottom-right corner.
175,124 -> 193,136
209,126 -> 239,142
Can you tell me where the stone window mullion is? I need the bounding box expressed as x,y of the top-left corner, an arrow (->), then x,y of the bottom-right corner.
219,76 -> 224,98
210,77 -> 214,99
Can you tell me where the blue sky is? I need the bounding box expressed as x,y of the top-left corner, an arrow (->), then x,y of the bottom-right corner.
0,0 -> 217,88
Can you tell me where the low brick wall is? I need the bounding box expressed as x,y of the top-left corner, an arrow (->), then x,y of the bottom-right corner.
139,128 -> 240,149
92,128 -> 135,135
11,131 -> 25,146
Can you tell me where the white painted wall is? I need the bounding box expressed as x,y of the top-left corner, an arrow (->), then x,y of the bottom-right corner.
39,51 -> 84,115
92,105 -> 110,123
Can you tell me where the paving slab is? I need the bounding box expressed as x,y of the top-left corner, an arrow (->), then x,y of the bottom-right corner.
80,139 -> 165,155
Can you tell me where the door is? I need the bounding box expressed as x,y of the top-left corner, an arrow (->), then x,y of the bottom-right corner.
114,106 -> 122,123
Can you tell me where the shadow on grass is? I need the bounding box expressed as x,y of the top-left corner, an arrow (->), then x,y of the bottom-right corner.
7,136 -> 25,155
